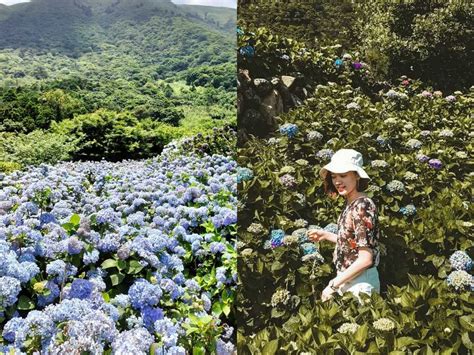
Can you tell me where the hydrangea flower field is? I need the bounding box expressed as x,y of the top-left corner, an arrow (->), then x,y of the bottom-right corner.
0,139 -> 237,354
237,26 -> 473,353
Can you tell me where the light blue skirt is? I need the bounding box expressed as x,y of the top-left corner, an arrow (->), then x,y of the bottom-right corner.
337,267 -> 380,297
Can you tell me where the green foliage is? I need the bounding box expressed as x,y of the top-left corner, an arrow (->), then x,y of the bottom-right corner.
0,130 -> 77,166
237,26 -> 380,98
238,275 -> 474,353
0,0 -> 236,163
52,109 -> 183,161
184,63 -> 236,90
168,125 -> 237,158
356,1 -> 473,92
237,82 -> 474,350
239,1 -> 359,49
0,160 -> 22,174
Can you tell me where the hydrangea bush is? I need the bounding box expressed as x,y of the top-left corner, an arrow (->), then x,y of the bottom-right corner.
0,140 -> 237,353
237,80 -> 473,352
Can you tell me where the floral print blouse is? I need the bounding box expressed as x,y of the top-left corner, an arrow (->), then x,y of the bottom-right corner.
334,196 -> 380,272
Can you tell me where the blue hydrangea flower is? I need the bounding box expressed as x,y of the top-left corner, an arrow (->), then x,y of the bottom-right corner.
37,281 -> 60,308
399,204 -> 416,216
46,260 -> 67,282
67,237 -> 84,255
316,149 -> 334,160
154,318 -> 182,348
83,249 -> 100,265
141,306 -> 164,331
111,327 -> 154,354
279,123 -> 299,138
270,229 -> 285,248
0,276 -> 21,308
449,251 -> 473,271
39,213 -> 56,225
300,243 -> 317,255
2,317 -> 23,343
236,167 -> 254,183
129,279 -> 162,310
209,242 -> 226,254
69,279 -> 94,300
324,223 -> 338,234
239,45 -> 255,57
111,294 -> 131,309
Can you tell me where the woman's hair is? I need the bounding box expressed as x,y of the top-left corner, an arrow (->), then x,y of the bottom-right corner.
323,171 -> 369,194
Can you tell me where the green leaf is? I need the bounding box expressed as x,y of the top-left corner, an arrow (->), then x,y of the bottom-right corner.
222,304 -> 231,316
110,273 -> 125,286
117,260 -> 127,271
212,302 -> 222,316
459,315 -> 474,332
262,339 -> 279,355
101,259 -> 117,269
271,307 -> 286,318
70,213 -> 80,226
61,222 -> 74,232
17,295 -> 35,310
102,292 -> 110,303
461,332 -> 474,350
192,346 -> 206,355
271,261 -> 284,272
127,260 -> 144,274
354,324 -> 368,345
395,336 -> 416,349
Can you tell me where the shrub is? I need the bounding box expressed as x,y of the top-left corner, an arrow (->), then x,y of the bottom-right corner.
0,130 -> 77,166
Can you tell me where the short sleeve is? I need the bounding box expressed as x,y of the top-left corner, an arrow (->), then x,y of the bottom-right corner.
351,199 -> 376,249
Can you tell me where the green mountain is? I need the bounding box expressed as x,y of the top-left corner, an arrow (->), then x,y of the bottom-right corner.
0,0 -> 235,73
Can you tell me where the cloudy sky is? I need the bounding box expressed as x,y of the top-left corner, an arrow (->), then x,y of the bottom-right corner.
0,0 -> 30,4
0,0 -> 236,8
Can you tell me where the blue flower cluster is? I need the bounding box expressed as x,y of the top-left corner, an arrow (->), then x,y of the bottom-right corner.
399,204 -> 416,217
279,123 -> 299,138
449,251 -> 473,272
0,141 -> 237,352
270,229 -> 285,248
237,167 -> 254,183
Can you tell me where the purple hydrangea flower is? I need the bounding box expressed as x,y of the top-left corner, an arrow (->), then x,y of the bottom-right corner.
279,174 -> 297,188
416,153 -> 430,163
428,159 -> 442,169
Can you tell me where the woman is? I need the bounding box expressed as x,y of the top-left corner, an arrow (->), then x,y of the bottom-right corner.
308,149 -> 380,301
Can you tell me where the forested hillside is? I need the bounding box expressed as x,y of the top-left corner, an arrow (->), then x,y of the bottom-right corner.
0,0 -> 236,168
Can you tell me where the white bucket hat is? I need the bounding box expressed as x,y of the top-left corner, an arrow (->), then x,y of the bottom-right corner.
319,149 -> 370,180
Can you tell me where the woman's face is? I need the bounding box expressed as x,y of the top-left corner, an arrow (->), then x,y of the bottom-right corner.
331,171 -> 359,197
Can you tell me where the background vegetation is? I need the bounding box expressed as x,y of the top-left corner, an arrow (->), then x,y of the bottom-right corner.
0,0 -> 236,169
237,1 -> 473,353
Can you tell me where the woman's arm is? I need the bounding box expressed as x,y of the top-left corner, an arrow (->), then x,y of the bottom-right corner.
331,248 -> 373,288
307,230 -> 338,244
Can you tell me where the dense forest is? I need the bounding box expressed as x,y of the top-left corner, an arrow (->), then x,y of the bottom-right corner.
0,0 -> 236,170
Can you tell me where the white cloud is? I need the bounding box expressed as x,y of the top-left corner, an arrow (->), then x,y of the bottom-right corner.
171,0 -> 236,9
0,0 -> 30,5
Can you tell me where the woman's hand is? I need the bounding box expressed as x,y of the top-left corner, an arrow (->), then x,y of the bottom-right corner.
321,284 -> 337,301
307,229 -> 327,242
